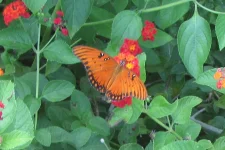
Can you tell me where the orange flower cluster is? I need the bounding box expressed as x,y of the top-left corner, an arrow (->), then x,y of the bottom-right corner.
53,10 -> 69,36
112,38 -> 142,108
214,68 -> 225,89
0,69 -> 4,76
3,0 -> 30,26
0,101 -> 4,120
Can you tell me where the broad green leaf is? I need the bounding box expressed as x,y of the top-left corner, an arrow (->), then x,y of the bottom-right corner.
47,67 -> 76,85
35,128 -> 51,147
111,10 -> 142,50
216,15 -> 225,50
89,6 -> 114,38
178,12 -> 211,78
147,96 -> 178,118
0,130 -> 33,149
70,90 -> 93,123
19,72 -> 48,96
139,30 -> 173,49
137,53 -> 147,82
87,116 -> 110,136
171,96 -> 202,124
175,120 -> 201,140
14,78 -> 31,99
108,106 -> 133,127
154,132 -> 176,150
45,61 -> 61,76
62,0 -> 93,37
43,40 -> 79,64
24,95 -> 41,116
112,0 -> 128,13
215,95 -> 225,109
160,140 -> 204,150
23,0 -> 47,14
6,100 -> 34,134
47,126 -> 69,143
196,68 -> 225,94
127,98 -> 144,124
69,127 -> 92,148
71,120 -> 83,130
155,0 -> 189,29
198,140 -> 213,149
119,143 -> 144,150
0,80 -> 14,101
0,27 -> 32,55
42,80 -> 75,102
213,136 -> 225,150
79,133 -> 108,150
118,123 -> 139,144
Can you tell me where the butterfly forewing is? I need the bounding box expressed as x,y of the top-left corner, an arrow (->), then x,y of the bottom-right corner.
73,46 -> 118,93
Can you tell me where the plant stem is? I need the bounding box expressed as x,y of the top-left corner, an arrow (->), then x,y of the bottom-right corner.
83,18 -> 114,26
140,0 -> 193,13
70,38 -> 82,48
34,23 -> 41,130
194,0 -> 225,15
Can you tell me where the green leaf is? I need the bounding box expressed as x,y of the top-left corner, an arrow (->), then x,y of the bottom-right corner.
35,128 -> 51,147
19,72 -> 48,96
119,143 -> 144,150
111,10 -> 142,50
47,126 -> 69,143
87,116 -> 110,136
147,96 -> 178,118
177,12 -> 211,78
112,0 -> 128,13
196,68 -> 225,94
213,136 -> 225,150
137,53 -> 147,82
127,98 -> 144,124
70,90 -> 93,123
139,30 -> 173,49
0,26 -> 32,55
198,140 -> 213,149
45,61 -> 61,76
24,95 -> 41,116
216,15 -> 225,50
62,0 -> 93,38
160,140 -> 204,150
0,130 -> 33,149
47,67 -> 76,85
42,80 -> 75,102
70,127 -> 92,148
118,123 -> 139,144
154,132 -> 176,149
108,106 -> 133,127
215,95 -> 225,109
0,80 -> 14,101
15,78 -> 31,99
175,120 -> 201,140
23,0 -> 47,14
171,96 -> 202,124
43,40 -> 79,64
155,0 -> 189,29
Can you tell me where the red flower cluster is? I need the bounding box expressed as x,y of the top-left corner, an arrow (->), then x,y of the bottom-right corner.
112,38 -> 142,108
214,68 -> 225,89
0,101 -> 4,120
3,0 -> 30,26
142,21 -> 157,41
53,10 -> 68,36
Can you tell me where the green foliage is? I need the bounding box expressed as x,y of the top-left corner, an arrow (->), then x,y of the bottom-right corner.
0,0 -> 224,149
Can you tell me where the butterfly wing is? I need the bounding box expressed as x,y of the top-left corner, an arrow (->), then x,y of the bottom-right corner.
73,46 -> 118,93
106,68 -> 148,100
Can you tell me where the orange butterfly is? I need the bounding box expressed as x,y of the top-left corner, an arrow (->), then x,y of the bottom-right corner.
73,46 -> 148,101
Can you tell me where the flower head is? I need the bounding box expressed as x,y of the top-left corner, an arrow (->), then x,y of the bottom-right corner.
61,28 -> 69,36
53,17 -> 62,25
217,80 -> 223,89
120,39 -> 142,56
56,10 -> 64,17
111,97 -> 132,108
214,69 -> 222,80
0,69 -> 4,76
0,101 -> 4,109
3,0 -> 30,26
142,20 -> 157,41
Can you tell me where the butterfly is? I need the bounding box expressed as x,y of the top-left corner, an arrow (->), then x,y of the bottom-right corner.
73,46 -> 148,101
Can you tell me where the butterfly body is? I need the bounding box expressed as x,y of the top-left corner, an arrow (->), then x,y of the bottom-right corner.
73,46 -> 148,101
